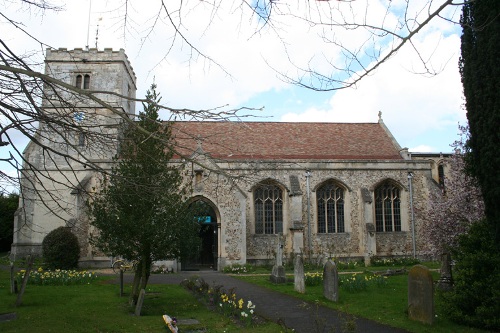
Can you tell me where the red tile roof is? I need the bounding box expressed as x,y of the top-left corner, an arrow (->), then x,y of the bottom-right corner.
170,121 -> 403,160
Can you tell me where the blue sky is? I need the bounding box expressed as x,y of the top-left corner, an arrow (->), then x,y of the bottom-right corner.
1,0 -> 466,190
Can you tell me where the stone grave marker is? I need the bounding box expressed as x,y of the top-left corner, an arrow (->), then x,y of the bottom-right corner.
408,265 -> 434,324
134,289 -> 146,316
294,254 -> 305,293
436,253 -> 453,291
323,260 -> 339,302
270,234 -> 286,284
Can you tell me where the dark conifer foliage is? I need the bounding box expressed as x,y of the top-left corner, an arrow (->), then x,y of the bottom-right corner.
89,84 -> 200,304
460,0 -> 500,239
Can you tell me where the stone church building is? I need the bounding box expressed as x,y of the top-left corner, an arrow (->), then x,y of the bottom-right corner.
10,48 -> 448,270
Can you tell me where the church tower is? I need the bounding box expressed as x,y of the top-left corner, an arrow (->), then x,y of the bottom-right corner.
11,48 -> 136,265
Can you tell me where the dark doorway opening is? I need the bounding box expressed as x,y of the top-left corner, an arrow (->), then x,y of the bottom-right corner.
182,200 -> 218,271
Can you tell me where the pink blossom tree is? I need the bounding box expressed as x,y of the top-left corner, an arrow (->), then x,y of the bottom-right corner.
423,126 -> 485,257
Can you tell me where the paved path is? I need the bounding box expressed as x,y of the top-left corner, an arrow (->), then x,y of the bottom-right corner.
112,270 -> 408,333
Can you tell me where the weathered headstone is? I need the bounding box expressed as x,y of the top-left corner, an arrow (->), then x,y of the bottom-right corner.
119,269 -> 124,297
270,234 -> 286,284
408,265 -> 434,324
134,289 -> 146,316
10,263 -> 15,294
436,253 -> 453,291
323,260 -> 339,302
276,235 -> 283,267
294,254 -> 305,293
270,265 -> 286,283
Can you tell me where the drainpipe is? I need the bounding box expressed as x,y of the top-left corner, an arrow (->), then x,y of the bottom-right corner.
408,172 -> 416,258
305,170 -> 312,262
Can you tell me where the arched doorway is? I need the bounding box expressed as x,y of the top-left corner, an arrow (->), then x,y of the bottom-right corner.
182,199 -> 219,271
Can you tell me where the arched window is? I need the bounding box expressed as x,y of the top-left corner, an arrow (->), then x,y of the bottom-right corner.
317,181 -> 345,233
374,181 -> 401,232
75,74 -> 82,88
438,164 -> 445,188
83,74 -> 90,89
254,182 -> 283,234
78,133 -> 86,147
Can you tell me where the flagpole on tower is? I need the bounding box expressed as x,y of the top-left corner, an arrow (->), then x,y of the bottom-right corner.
86,0 -> 92,50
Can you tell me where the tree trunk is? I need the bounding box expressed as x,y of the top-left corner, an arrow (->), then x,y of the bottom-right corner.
15,255 -> 34,307
129,262 -> 142,306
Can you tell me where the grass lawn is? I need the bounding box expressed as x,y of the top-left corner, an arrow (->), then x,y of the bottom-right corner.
0,269 -> 281,333
234,268 -> 488,333
0,257 -> 489,333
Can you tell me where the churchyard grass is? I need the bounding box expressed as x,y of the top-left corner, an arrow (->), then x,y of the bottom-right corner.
235,268 -> 487,333
0,269 -> 281,333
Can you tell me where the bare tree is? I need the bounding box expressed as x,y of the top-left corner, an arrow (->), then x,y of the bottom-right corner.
1,0 -> 462,243
144,0 -> 463,90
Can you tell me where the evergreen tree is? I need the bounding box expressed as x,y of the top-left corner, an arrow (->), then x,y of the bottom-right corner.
89,84 -> 200,304
460,0 -> 500,238
0,193 -> 18,252
443,2 -> 500,329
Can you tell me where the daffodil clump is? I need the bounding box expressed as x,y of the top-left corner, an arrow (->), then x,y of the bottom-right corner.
222,263 -> 254,274
218,292 -> 256,326
340,273 -> 388,292
305,272 -> 323,286
16,267 -> 98,286
335,260 -> 365,270
306,272 -> 388,291
370,256 -> 420,267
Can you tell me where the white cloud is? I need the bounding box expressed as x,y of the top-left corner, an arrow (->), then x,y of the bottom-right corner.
281,24 -> 464,151
2,0 -> 464,156
409,145 -> 436,153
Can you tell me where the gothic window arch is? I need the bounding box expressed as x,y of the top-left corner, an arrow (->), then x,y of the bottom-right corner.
438,163 -> 445,189
317,180 -> 345,233
254,181 -> 283,234
374,181 -> 401,232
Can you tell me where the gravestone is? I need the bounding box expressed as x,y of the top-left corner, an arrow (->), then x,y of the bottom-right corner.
408,265 -> 434,324
163,314 -> 179,333
294,254 -> 305,293
436,253 -> 453,291
134,289 -> 146,316
323,260 -> 339,302
270,234 -> 286,284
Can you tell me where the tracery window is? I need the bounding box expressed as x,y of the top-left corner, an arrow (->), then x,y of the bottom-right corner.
317,181 -> 345,233
375,181 -> 401,232
254,182 -> 283,234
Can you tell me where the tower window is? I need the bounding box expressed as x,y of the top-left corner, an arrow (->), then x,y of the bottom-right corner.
75,75 -> 82,88
75,74 -> 91,89
83,74 -> 90,89
78,133 -> 86,147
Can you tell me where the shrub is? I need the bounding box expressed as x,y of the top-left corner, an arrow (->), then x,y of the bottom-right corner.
443,219 -> 500,331
42,227 -> 80,270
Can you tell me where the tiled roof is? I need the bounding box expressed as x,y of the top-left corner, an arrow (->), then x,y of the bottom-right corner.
170,121 -> 403,160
